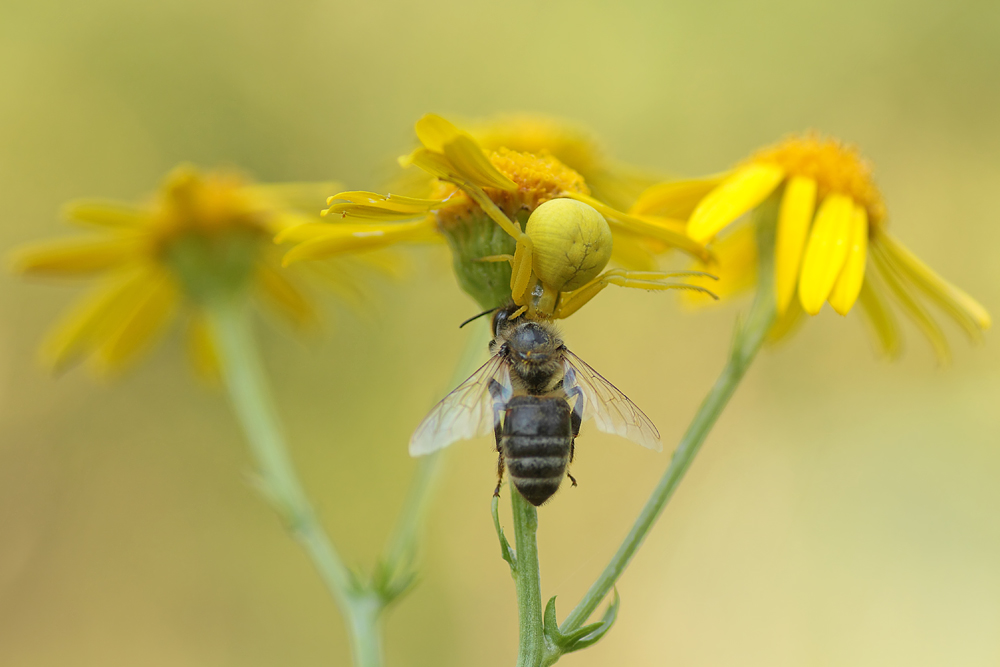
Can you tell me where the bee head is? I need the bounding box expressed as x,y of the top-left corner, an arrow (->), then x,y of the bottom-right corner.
490,303 -> 520,338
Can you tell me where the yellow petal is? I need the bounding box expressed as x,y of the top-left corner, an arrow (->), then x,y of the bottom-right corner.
97,270 -> 179,370
856,274 -> 900,359
13,237 -> 142,276
872,246 -> 949,363
797,194 -> 855,315
186,312 -> 221,382
682,224 -> 757,307
773,176 -> 817,314
255,263 -> 317,327
768,296 -> 806,345
877,232 -> 991,338
564,192 -> 711,262
328,191 -> 450,212
414,114 -> 461,153
610,229 -> 659,271
630,175 -> 727,218
828,205 -> 869,316
412,115 -> 517,192
687,164 -> 785,243
322,205 -> 436,221
40,270 -> 154,371
442,134 -> 518,192
282,219 -> 438,265
63,201 -> 148,229
267,212 -> 323,237
399,147 -> 459,181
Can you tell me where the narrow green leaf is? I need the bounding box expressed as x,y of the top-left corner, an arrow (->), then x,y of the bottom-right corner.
491,495 -> 517,573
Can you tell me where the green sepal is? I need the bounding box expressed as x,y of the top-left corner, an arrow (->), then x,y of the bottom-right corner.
545,589 -> 621,654
439,209 -> 523,310
491,494 -> 516,574
163,228 -> 264,305
371,558 -> 419,606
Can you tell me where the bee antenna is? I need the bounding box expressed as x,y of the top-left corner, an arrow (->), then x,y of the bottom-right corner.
459,306 -> 500,329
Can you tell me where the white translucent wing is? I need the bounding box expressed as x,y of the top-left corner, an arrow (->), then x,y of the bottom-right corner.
409,354 -> 512,456
561,348 -> 662,451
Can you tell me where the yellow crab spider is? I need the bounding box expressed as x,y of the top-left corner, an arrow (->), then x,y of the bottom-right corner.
480,198 -> 717,318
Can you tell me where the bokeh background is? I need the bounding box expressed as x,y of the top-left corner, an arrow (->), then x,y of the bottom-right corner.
2,0 -> 999,665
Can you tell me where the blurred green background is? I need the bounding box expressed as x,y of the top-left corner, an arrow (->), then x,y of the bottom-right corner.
2,0 -> 999,665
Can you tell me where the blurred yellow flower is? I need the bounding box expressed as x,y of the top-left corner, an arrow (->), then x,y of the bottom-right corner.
634,134 -> 991,359
282,114 -> 713,315
12,165 -> 378,374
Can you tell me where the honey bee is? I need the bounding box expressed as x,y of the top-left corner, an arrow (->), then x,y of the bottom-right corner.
410,303 -> 661,506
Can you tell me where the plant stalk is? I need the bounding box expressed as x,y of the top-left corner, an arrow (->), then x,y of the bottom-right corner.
511,490 -> 545,667
208,298 -> 381,667
558,191 -> 782,638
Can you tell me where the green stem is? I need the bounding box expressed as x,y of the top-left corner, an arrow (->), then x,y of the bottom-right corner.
511,490 -> 544,667
557,190 -> 782,640
207,298 -> 381,667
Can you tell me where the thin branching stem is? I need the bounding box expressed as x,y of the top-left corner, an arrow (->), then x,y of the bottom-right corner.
209,299 -> 490,667
551,191 -> 783,656
207,297 -> 383,666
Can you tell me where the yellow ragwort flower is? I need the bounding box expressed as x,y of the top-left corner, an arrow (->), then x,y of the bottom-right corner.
633,133 -> 991,359
12,165 -> 379,374
281,114 -> 714,316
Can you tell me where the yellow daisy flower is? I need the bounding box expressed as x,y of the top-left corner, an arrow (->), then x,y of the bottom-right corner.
12,165 -> 379,374
281,114 -> 714,316
465,114 -> 662,211
633,133 -> 991,359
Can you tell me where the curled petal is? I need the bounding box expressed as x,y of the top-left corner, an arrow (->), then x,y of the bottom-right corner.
797,194 -> 854,315
687,164 -> 785,243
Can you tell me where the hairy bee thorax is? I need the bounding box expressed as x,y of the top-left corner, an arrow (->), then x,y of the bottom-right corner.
490,309 -> 566,395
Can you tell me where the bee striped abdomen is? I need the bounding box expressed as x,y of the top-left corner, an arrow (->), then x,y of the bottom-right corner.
501,395 -> 572,506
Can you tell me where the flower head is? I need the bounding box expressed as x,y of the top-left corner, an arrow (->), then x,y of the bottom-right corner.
282,114 -> 713,315
636,133 -> 990,359
13,165 -> 376,374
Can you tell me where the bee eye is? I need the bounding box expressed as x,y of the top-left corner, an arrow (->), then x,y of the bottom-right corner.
491,308 -> 509,336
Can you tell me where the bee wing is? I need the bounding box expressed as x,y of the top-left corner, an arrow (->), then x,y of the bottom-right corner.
561,348 -> 662,452
408,353 -> 512,456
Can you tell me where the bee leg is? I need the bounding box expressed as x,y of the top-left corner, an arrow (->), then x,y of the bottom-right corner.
567,388 -> 582,487
489,378 -> 506,497
553,269 -> 719,319
494,453 -> 506,497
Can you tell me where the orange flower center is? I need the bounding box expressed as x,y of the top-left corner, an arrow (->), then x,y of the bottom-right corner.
148,170 -> 269,253
432,147 -> 590,228
750,134 -> 886,227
